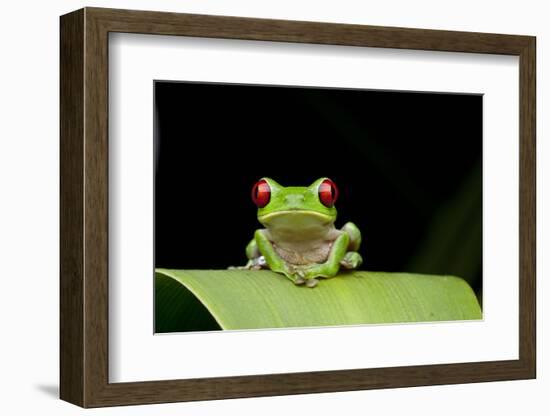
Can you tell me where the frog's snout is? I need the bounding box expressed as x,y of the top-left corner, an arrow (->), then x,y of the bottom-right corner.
284,194 -> 305,207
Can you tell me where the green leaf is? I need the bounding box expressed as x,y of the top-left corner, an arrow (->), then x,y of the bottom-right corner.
155,269 -> 481,332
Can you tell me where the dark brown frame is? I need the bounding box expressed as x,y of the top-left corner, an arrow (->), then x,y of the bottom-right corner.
60,7 -> 536,408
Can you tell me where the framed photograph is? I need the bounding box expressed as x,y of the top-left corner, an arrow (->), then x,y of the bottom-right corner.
60,7 -> 536,407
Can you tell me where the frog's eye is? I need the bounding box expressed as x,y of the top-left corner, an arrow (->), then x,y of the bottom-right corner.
318,178 -> 338,208
252,179 -> 271,208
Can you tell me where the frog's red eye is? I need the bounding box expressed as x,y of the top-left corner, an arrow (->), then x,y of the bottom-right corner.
252,179 -> 271,208
318,178 -> 338,208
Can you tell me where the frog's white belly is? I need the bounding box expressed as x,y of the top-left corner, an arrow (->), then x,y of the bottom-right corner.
266,226 -> 342,265
272,241 -> 332,265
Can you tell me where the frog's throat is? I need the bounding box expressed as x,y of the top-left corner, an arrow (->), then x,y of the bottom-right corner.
258,210 -> 334,225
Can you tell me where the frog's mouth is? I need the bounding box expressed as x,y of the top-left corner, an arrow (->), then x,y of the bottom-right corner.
258,210 -> 334,229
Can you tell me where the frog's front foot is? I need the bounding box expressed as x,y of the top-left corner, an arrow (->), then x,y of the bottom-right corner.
287,266 -> 306,285
294,268 -> 319,285
294,268 -> 319,288
305,278 -> 319,288
276,265 -> 321,287
294,276 -> 306,285
340,252 -> 363,270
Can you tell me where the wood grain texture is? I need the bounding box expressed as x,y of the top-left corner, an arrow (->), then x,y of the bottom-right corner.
83,9 -> 110,406
59,7 -> 537,408
518,38 -> 536,376
59,8 -> 84,406
89,7 -> 532,54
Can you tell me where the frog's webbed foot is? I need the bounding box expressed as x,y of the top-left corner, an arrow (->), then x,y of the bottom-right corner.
263,263 -> 315,286
283,265 -> 325,287
281,265 -> 304,285
340,252 -> 363,270
293,268 -> 318,287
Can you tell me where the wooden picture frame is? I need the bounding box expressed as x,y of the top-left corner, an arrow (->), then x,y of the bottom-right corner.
60,7 -> 536,408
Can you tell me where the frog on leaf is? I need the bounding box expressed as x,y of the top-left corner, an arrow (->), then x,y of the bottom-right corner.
233,178 -> 363,288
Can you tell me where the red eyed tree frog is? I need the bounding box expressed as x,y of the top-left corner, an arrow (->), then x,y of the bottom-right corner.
233,178 -> 363,288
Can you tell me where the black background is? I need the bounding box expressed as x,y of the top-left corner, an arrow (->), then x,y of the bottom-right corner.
154,81 -> 482,297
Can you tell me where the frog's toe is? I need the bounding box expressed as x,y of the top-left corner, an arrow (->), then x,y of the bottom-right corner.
293,269 -> 307,284
296,269 -> 306,278
256,256 -> 267,267
340,252 -> 363,270
294,276 -> 306,285
305,278 -> 319,288
340,260 -> 352,269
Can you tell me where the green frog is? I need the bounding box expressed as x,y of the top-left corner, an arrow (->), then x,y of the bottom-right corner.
235,177 -> 362,288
